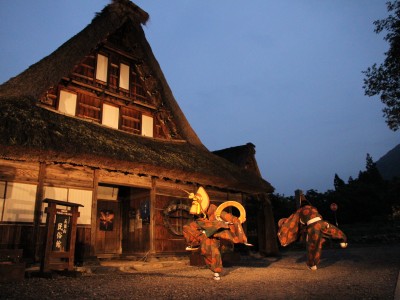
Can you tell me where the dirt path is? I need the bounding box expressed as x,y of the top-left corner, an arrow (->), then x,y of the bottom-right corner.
1,244 -> 399,299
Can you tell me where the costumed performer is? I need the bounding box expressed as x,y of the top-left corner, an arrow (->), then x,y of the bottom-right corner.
183,186 -> 251,281
277,190 -> 348,270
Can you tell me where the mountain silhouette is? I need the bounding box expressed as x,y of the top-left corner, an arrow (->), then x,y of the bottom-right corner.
376,144 -> 400,180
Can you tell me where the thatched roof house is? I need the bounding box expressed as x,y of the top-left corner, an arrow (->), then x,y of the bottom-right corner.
0,0 -> 276,264
0,0 -> 272,193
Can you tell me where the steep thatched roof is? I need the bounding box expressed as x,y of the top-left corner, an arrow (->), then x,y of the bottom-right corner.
213,143 -> 265,181
0,0 -> 274,194
0,0 -> 146,99
0,0 -> 200,146
213,143 -> 258,171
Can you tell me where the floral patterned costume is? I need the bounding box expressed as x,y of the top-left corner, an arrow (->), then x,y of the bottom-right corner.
278,204 -> 347,269
183,204 -> 248,273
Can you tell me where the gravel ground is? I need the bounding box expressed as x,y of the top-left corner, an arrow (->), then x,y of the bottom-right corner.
1,243 -> 399,300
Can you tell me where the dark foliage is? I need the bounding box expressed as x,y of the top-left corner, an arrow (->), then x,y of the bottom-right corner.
363,0 -> 400,131
272,154 -> 400,225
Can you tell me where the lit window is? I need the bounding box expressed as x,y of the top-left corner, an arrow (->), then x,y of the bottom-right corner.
120,63 -> 130,90
42,186 -> 92,225
42,186 -> 68,223
102,104 -> 119,129
3,182 -> 37,222
142,115 -> 154,137
58,90 -> 77,115
96,54 -> 108,82
43,186 -> 68,202
68,189 -> 92,225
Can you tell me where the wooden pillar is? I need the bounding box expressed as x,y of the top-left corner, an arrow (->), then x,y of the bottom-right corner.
33,162 -> 46,262
261,194 -> 279,256
68,205 -> 80,270
149,177 -> 156,254
41,201 -> 56,272
90,169 -> 99,256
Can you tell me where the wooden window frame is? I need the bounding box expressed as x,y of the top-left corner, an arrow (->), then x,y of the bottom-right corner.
58,89 -> 77,116
76,92 -> 102,122
95,53 -> 109,83
42,186 -> 92,225
102,103 -> 120,129
141,115 -> 154,137
119,62 -> 130,90
2,182 -> 37,222
120,106 -> 141,134
130,68 -> 147,102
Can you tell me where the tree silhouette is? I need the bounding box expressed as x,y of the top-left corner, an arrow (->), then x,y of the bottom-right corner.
272,153 -> 398,224
334,173 -> 345,190
363,0 -> 400,131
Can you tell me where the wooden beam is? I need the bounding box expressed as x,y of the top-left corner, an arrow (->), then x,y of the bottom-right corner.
90,169 -> 99,256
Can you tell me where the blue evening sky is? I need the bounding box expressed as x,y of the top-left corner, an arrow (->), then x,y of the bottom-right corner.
0,1 -> 398,195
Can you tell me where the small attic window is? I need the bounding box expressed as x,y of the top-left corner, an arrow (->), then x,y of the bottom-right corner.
119,63 -> 130,90
142,115 -> 153,137
96,54 -> 108,83
58,90 -> 77,115
102,103 -> 120,129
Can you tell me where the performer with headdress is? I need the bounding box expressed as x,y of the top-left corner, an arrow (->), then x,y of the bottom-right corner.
277,190 -> 348,270
183,186 -> 251,280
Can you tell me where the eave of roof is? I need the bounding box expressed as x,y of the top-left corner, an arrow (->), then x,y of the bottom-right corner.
0,98 -> 273,194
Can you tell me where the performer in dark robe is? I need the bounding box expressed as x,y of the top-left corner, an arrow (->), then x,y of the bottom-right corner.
277,191 -> 348,270
183,186 -> 250,280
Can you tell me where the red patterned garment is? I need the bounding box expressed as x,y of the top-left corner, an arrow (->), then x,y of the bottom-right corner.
277,212 -> 301,246
277,205 -> 347,269
183,204 -> 248,273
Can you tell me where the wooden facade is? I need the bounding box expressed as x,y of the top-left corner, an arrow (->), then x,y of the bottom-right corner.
0,159 -> 267,261
0,0 -> 277,265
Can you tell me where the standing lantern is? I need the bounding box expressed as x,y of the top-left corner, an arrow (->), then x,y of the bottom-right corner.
330,202 -> 338,227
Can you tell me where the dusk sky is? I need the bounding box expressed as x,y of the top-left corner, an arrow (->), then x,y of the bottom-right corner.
1,1 -> 398,196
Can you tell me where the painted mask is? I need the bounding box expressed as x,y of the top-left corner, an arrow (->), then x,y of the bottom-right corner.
188,186 -> 210,217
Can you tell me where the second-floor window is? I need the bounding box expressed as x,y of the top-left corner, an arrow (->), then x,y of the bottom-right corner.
102,103 -> 119,129
45,49 -> 164,139
57,88 -> 155,138
142,115 -> 153,137
58,90 -> 77,116
96,54 -> 108,83
119,63 -> 130,90
70,50 -> 151,106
